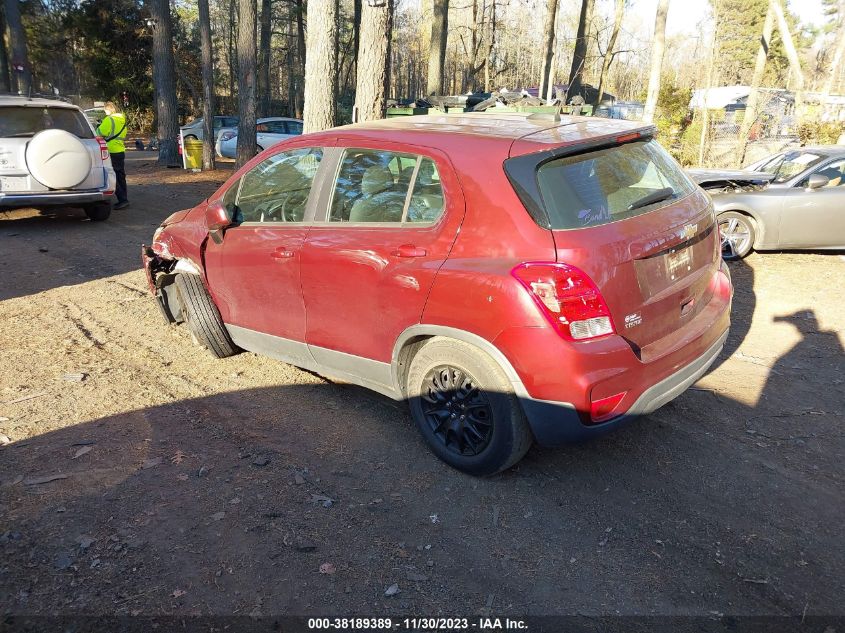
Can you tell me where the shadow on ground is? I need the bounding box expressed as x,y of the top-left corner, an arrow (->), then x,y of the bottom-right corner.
1,300 -> 842,618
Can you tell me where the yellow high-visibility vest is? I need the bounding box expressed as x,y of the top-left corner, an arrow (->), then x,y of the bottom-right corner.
98,113 -> 128,154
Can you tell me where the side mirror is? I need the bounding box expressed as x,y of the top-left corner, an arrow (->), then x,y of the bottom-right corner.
204,201 -> 232,244
807,173 -> 830,190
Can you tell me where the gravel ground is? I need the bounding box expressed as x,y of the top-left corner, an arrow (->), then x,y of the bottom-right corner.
1,155 -> 843,622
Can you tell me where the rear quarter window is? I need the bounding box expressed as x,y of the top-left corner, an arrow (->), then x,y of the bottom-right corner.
0,106 -> 94,139
536,139 -> 695,230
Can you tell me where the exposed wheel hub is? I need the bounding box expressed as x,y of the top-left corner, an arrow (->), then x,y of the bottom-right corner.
421,365 -> 493,456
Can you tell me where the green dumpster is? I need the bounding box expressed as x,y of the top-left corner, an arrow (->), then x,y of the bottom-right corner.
183,138 -> 203,169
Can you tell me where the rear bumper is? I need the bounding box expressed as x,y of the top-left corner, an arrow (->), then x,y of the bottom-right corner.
0,191 -> 112,208
521,328 -> 728,445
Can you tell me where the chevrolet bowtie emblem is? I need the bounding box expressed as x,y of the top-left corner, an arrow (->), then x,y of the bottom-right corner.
682,223 -> 698,240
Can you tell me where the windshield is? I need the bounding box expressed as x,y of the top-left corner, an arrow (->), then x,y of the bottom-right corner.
536,139 -> 696,230
759,151 -> 826,183
0,106 -> 93,139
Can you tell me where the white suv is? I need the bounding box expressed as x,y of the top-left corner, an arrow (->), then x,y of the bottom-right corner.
0,95 -> 117,221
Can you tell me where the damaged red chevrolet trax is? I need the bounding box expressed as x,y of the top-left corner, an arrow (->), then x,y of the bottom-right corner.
143,113 -> 732,475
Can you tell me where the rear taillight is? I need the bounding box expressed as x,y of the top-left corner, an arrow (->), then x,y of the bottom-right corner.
511,262 -> 615,341
96,136 -> 109,161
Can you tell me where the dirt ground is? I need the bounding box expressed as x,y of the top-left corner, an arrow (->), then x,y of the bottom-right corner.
1,154 -> 843,623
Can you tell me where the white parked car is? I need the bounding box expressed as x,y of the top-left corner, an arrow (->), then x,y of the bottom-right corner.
215,117 -> 303,158
0,95 -> 116,221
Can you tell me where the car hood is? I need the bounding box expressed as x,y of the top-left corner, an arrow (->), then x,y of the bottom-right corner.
686,168 -> 774,187
161,208 -> 192,226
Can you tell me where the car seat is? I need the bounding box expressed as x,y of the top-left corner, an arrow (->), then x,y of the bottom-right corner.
349,165 -> 407,222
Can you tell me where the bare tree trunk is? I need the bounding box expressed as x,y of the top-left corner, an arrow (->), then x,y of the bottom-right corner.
286,11 -> 296,116
642,0 -> 669,124
736,3 -> 773,166
199,0 -> 216,171
821,0 -> 845,102
0,7 -> 11,93
303,0 -> 337,132
4,0 -> 30,94
770,0 -> 804,116
595,0 -> 624,106
295,0 -> 306,117
236,0 -> 257,169
148,0 -> 180,166
538,0 -> 558,101
384,0 -> 393,101
426,0 -> 448,96
698,12 -> 718,167
228,0 -> 236,98
258,0 -> 272,117
821,28 -> 845,103
566,0 -> 594,104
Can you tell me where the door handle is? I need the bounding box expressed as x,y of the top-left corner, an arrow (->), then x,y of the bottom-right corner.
270,247 -> 294,260
391,244 -> 427,258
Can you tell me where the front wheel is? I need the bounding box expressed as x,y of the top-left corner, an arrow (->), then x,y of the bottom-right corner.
174,273 -> 239,358
719,212 -> 755,260
406,338 -> 533,476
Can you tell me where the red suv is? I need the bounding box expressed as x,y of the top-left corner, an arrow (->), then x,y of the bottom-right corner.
143,113 -> 732,475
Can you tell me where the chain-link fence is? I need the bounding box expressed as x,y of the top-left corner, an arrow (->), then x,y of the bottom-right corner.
663,88 -> 845,169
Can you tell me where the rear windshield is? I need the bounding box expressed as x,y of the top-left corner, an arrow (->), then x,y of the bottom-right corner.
0,106 -> 93,139
536,139 -> 695,230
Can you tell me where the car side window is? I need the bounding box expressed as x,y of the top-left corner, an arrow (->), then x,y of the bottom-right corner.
232,148 -> 322,223
286,121 -> 303,135
328,149 -> 445,224
330,149 -> 417,223
407,158 -> 445,223
813,159 -> 845,187
266,121 -> 287,134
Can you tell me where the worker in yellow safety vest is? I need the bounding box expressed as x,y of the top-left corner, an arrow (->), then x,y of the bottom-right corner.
98,102 -> 129,210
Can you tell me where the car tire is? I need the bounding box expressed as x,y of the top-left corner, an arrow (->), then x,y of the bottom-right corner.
718,211 -> 755,260
83,202 -> 112,222
174,273 -> 239,358
406,337 -> 533,476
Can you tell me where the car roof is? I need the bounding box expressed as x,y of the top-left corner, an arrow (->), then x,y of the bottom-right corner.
0,95 -> 79,109
307,113 -> 649,157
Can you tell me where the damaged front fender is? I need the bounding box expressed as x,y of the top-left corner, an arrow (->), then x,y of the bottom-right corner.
141,245 -> 185,325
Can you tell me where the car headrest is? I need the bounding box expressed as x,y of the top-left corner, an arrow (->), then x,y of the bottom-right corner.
361,165 -> 394,196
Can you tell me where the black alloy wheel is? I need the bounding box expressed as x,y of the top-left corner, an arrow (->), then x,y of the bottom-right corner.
420,365 -> 494,456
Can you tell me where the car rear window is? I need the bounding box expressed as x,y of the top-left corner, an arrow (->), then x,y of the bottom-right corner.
0,106 -> 94,139
536,139 -> 695,230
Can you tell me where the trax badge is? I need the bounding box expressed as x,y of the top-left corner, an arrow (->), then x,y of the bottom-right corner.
625,312 -> 643,329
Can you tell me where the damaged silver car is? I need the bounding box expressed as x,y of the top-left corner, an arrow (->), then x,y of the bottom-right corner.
689,147 -> 845,259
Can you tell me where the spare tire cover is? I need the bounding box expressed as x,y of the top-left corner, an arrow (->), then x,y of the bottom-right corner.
25,129 -> 92,190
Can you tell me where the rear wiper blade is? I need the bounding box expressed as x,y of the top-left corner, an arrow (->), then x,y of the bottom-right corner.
5,132 -> 35,138
627,187 -> 675,211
